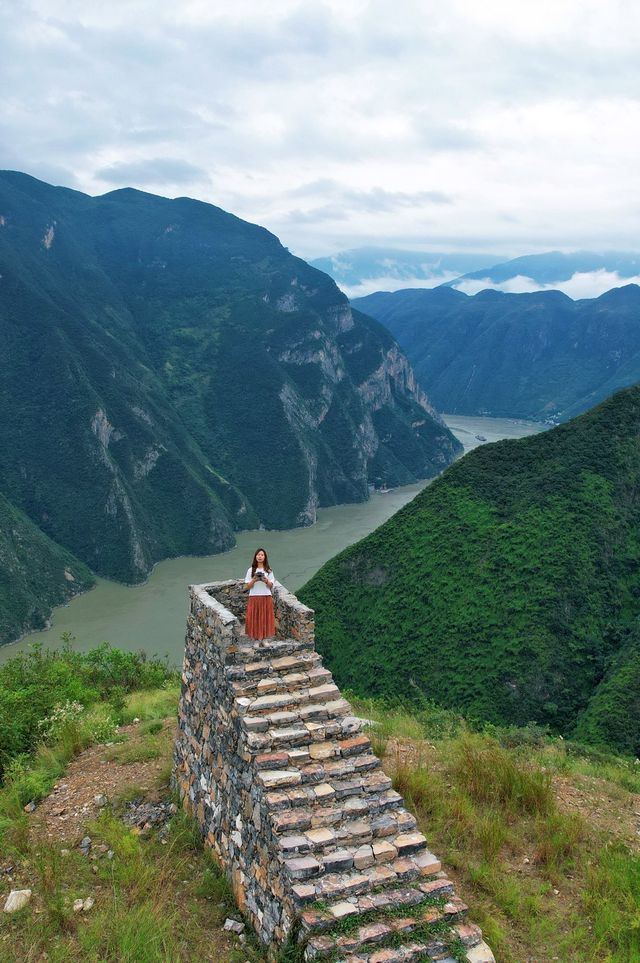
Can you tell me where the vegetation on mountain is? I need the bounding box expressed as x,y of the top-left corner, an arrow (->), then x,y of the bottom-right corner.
0,171 -> 459,641
353,284 -> 640,420
0,493 -> 94,645
300,385 -> 640,753
446,249 -> 640,287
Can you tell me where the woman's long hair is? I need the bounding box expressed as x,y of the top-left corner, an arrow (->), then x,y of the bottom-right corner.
251,548 -> 272,576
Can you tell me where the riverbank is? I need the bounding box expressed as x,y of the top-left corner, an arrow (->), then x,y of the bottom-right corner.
0,416 -> 545,664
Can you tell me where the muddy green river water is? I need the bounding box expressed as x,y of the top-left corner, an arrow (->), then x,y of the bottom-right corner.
1,415 -> 543,665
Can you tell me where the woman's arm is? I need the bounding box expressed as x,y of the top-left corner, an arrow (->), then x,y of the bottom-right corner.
244,569 -> 258,591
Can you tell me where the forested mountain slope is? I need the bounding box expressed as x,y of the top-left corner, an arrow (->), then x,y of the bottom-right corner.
0,491 -> 93,644
0,171 -> 459,598
300,385 -> 640,754
353,285 -> 640,421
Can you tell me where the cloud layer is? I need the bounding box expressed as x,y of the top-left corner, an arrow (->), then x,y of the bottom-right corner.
1,1 -> 640,258
453,270 -> 640,299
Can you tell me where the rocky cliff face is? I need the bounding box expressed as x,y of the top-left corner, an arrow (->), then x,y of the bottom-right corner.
354,285 -> 640,421
0,170 -> 460,597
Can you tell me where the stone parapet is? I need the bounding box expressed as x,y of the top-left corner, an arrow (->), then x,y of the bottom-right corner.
173,579 -> 494,962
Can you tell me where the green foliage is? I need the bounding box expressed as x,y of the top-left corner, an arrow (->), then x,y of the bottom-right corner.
0,490 -> 94,645
573,626 -> 640,755
0,639 -> 176,780
0,170 -> 460,643
301,385 -> 640,752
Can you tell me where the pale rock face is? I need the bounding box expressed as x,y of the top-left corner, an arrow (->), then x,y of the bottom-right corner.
130,405 -> 153,426
276,292 -> 297,312
42,224 -> 55,249
91,409 -> 121,448
357,343 -> 443,423
3,890 -> 32,913
328,303 -> 355,333
133,445 -> 164,480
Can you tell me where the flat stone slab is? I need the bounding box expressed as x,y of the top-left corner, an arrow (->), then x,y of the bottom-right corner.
285,855 -> 322,880
257,769 -> 302,789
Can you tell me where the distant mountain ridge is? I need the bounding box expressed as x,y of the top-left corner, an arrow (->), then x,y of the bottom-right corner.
353,284 -> 640,421
0,171 -> 461,643
448,250 -> 640,295
300,384 -> 640,755
314,247 -> 640,299
310,247 -> 501,297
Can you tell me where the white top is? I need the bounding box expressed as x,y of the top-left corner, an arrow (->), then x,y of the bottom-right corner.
245,567 -> 275,597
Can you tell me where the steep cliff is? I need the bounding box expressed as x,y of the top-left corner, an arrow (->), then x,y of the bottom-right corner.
354,285 -> 640,420
0,171 -> 460,598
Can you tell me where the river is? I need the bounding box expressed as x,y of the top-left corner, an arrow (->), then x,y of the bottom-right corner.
0,415 -> 544,665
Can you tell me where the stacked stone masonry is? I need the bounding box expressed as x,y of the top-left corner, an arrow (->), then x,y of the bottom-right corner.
173,579 -> 495,962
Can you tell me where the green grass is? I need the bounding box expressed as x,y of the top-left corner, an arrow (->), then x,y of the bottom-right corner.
0,684 -> 262,963
119,686 -> 181,724
0,807 -> 265,963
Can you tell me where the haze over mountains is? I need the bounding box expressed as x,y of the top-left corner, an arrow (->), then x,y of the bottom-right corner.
0,171 -> 460,644
316,248 -> 640,300
354,285 -> 640,422
310,248 -> 501,298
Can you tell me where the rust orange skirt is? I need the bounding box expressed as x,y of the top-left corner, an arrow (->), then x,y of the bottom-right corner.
245,595 -> 275,640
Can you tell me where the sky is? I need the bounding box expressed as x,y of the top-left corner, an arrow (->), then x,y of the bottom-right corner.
1,0 -> 640,261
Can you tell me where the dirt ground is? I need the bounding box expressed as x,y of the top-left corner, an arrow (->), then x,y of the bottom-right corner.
31,719 -> 175,845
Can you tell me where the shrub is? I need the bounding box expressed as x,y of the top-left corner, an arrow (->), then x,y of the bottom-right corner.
0,640 -> 176,781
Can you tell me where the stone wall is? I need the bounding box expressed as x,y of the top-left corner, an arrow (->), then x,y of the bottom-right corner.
173,579 -> 495,962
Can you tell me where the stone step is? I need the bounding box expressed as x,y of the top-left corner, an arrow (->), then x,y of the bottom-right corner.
243,724 -> 375,768
242,707 -> 362,752
278,823 -> 430,862
267,780 -> 402,829
303,895 -> 469,960
245,684 -> 345,715
333,932 -> 495,963
291,868 -> 451,919
257,752 -> 382,791
251,734 -> 374,773
231,665 -> 334,697
232,637 -> 315,663
244,721 -> 370,757
225,651 -> 324,682
300,876 -> 455,933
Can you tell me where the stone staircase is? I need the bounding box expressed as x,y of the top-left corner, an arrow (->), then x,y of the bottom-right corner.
173,581 -> 495,963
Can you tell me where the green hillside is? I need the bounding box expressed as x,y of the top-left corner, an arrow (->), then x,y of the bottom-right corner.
300,385 -> 640,753
0,491 -> 94,644
0,171 -> 459,629
353,285 -> 640,421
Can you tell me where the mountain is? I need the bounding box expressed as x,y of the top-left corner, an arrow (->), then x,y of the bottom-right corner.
448,250 -> 640,294
0,490 -> 94,645
0,171 -> 460,605
352,285 -> 640,421
309,247 -> 502,297
299,385 -> 640,754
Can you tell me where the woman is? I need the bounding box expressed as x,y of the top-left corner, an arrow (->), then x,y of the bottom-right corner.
244,548 -> 276,640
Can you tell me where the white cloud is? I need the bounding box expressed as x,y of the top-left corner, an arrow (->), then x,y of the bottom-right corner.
341,274 -> 461,300
453,270 -> 640,299
1,1 -> 640,258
